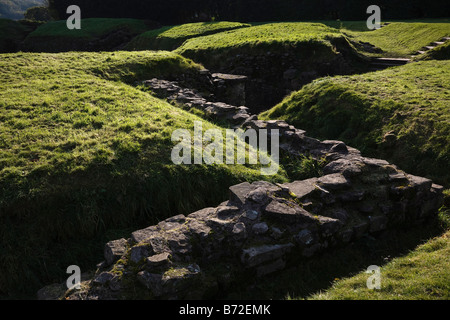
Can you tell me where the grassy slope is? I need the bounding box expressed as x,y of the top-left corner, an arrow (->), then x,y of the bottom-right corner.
344,22 -> 450,57
126,21 -> 251,51
0,18 -> 33,52
175,22 -> 351,66
309,225 -> 450,300
419,41 -> 450,60
21,18 -> 154,51
261,60 -> 450,187
0,51 -> 287,297
176,22 -> 343,51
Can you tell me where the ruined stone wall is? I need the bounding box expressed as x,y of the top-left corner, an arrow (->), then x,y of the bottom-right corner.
39,76 -> 443,300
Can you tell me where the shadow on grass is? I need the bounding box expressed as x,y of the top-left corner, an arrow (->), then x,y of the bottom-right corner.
223,214 -> 447,300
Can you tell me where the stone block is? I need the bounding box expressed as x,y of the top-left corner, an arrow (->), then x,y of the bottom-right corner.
104,238 -> 128,266
241,243 -> 294,268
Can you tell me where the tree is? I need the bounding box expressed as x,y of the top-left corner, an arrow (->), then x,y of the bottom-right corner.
24,6 -> 51,21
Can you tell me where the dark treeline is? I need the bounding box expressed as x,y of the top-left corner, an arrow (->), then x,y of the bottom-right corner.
48,0 -> 449,24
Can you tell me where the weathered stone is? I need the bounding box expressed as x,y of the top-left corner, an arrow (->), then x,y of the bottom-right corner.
158,214 -> 186,231
315,185 -> 336,204
323,158 -> 364,177
241,244 -> 294,268
162,264 -> 202,294
186,218 -> 211,240
388,172 -> 408,183
327,208 -> 349,223
167,231 -> 191,255
137,271 -> 163,297
93,272 -> 114,285
242,209 -> 260,221
252,222 -> 269,235
188,207 -> 215,220
256,258 -> 286,277
247,187 -> 270,203
407,174 -> 433,192
130,244 -> 152,264
318,216 -> 343,237
104,238 -> 128,266
216,205 -> 240,220
329,142 -> 348,154
131,226 -> 159,243
283,178 -> 318,199
229,182 -> 255,205
264,199 -> 316,224
147,252 -> 171,269
317,173 -> 350,190
339,190 -> 365,202
270,227 -> 284,240
362,157 -> 390,168
232,222 -> 247,240
294,229 -> 315,246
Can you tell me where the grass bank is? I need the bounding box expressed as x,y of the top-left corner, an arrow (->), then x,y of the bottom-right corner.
343,21 -> 450,57
261,60 -> 450,187
126,21 -> 251,51
0,50 -> 287,298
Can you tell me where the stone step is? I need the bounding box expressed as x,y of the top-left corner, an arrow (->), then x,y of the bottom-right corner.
433,41 -> 445,46
371,58 -> 411,65
424,46 -> 435,50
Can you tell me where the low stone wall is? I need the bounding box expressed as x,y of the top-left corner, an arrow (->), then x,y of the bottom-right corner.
40,77 -> 444,300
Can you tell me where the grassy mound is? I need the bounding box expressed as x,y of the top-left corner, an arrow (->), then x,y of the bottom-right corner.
176,22 -> 345,59
126,21 -> 251,51
0,18 -> 33,52
419,41 -> 450,60
21,18 -> 155,52
0,51 -> 287,298
344,22 -> 450,57
261,60 -> 450,187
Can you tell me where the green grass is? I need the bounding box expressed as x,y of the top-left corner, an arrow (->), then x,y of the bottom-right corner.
174,22 -> 358,68
0,50 -> 288,298
126,21 -> 251,51
261,60 -> 450,187
419,41 -> 450,60
309,230 -> 450,300
344,22 -> 450,57
176,22 -> 343,53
